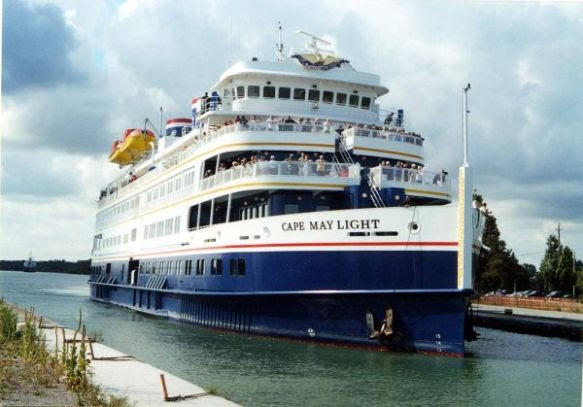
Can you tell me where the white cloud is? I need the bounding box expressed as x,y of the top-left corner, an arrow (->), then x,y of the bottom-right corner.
2,0 -> 583,264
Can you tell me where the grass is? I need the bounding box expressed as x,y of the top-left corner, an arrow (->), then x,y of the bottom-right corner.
0,298 -> 131,406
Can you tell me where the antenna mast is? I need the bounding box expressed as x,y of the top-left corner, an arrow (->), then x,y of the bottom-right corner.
275,22 -> 284,62
295,30 -> 332,60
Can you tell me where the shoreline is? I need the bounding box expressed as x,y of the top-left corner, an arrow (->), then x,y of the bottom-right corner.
2,302 -> 239,407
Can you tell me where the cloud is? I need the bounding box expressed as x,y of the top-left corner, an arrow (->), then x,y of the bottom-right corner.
2,0 -> 84,94
1,0 -> 582,264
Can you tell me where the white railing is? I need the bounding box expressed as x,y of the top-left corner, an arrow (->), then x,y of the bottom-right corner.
200,161 -> 360,191
342,127 -> 423,146
370,166 -> 450,190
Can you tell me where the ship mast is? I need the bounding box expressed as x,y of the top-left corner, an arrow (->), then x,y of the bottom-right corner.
275,22 -> 284,62
457,83 -> 473,290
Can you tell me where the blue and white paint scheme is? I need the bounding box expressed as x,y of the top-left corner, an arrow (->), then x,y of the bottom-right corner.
90,31 -> 485,356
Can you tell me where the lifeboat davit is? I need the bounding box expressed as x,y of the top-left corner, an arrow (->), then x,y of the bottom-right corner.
108,129 -> 156,166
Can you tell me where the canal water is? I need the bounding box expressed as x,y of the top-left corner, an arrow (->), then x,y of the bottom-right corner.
1,271 -> 581,406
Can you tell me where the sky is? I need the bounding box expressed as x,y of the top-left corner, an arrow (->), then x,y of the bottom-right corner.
1,0 -> 582,266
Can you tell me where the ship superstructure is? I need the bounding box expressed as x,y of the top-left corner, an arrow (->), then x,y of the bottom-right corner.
89,32 -> 484,355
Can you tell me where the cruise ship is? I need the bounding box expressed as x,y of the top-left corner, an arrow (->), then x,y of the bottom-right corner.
89,31 -> 485,356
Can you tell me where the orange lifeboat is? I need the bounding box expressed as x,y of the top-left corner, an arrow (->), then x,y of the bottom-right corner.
108,129 -> 156,166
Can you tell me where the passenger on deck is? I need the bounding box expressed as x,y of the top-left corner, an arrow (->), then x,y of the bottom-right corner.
201,92 -> 209,114
266,116 -> 274,130
323,119 -> 331,133
284,115 -> 296,124
316,155 -> 327,176
269,155 -> 278,174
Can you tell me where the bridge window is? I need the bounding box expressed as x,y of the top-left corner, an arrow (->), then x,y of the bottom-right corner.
361,97 -> 371,110
248,86 -> 260,98
322,91 -> 334,103
236,86 -> 245,99
336,93 -> 347,105
308,89 -> 320,101
263,86 -> 275,98
349,94 -> 360,107
278,87 -> 290,99
293,88 -> 306,100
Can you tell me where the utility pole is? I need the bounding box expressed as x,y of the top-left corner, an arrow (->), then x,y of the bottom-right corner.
556,223 -> 562,246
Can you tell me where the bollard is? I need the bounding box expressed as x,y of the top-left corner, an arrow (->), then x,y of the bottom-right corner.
160,374 -> 169,401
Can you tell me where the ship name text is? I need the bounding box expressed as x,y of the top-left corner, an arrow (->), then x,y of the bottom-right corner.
281,219 -> 380,232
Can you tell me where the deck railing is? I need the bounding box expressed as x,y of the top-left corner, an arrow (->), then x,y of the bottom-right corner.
342,127 -> 423,146
200,161 -> 360,191
370,165 -> 450,189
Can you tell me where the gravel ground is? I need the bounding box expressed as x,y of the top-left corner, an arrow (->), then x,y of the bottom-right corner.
0,358 -> 77,407
0,305 -> 77,407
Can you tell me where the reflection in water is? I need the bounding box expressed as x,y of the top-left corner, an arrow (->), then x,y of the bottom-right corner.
0,271 -> 580,407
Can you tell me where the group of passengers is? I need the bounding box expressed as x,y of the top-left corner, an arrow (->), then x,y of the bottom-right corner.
202,151 -> 332,178
204,115 -> 422,141
379,160 -> 426,183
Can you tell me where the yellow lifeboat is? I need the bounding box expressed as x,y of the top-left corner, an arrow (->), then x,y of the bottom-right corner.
108,129 -> 156,166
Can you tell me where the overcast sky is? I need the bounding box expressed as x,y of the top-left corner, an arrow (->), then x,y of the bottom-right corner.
1,0 -> 582,266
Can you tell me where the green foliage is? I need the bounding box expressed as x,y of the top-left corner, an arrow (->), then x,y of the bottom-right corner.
473,193 -> 530,294
538,235 -> 577,293
0,259 -> 91,274
0,299 -> 18,342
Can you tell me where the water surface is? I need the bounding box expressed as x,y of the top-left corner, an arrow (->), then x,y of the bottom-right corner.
1,271 -> 581,406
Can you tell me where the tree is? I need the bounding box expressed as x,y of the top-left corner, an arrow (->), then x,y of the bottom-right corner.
538,234 -> 576,292
473,192 -> 529,293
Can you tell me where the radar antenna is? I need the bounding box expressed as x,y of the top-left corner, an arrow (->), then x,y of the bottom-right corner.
275,22 -> 284,62
295,30 -> 333,60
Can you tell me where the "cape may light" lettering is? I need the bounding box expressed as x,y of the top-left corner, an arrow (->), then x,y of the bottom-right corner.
281,219 -> 380,232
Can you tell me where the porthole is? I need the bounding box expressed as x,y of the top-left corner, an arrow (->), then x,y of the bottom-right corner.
409,221 -> 420,233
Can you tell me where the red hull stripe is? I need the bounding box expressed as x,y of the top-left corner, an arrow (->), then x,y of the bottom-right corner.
96,241 -> 458,261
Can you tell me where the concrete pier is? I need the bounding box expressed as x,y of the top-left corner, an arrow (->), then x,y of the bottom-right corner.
472,304 -> 583,342
10,304 -> 239,407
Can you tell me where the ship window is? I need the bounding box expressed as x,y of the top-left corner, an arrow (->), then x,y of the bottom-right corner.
293,88 -> 306,100
238,259 -> 246,275
361,97 -> 371,109
188,205 -> 199,229
185,260 -> 192,275
263,86 -> 275,98
211,259 -> 223,275
248,86 -> 260,97
196,259 -> 205,275
284,204 -> 300,214
131,228 -> 137,241
157,221 -> 164,237
316,205 -> 330,212
349,94 -> 359,107
308,89 -> 320,101
323,91 -> 334,103
230,258 -> 245,275
278,87 -> 291,99
336,93 -> 347,105
199,201 -> 212,227
165,219 -> 173,235
236,86 -> 245,99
